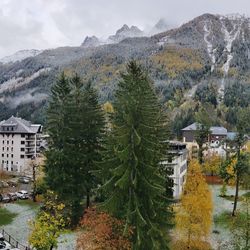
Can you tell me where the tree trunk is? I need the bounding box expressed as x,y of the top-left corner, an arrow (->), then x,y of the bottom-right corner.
86,189 -> 90,208
32,164 -> 36,202
232,173 -> 239,216
198,144 -> 203,164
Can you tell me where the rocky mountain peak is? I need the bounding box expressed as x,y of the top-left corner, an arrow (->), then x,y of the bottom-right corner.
108,24 -> 143,43
81,36 -> 100,48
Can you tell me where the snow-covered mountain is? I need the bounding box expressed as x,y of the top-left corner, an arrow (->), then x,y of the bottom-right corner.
149,18 -> 170,35
108,24 -> 143,43
1,13 -> 250,121
81,36 -> 101,48
0,49 -> 42,64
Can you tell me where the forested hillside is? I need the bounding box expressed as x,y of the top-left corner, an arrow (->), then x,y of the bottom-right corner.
0,13 -> 249,136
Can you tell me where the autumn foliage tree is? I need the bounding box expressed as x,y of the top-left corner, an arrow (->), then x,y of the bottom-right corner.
203,152 -> 222,176
77,207 -> 132,250
173,160 -> 213,250
29,191 -> 69,250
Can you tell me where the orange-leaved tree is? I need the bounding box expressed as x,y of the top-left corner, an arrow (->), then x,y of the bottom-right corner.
173,160 -> 213,250
77,207 -> 132,250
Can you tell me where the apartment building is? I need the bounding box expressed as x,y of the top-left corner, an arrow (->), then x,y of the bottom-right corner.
164,141 -> 188,199
0,116 -> 42,173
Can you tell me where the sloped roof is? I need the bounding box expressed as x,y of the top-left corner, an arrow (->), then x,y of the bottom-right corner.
0,116 -> 42,134
181,122 -> 198,131
182,123 -> 228,135
210,126 -> 227,135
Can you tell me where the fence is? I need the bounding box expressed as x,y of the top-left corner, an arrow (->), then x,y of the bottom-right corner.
2,229 -> 32,250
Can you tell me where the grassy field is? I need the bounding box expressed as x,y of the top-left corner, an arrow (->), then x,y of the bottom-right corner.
0,206 -> 17,226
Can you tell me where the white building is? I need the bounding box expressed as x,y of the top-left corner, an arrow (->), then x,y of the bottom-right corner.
0,116 -> 42,173
165,141 -> 188,199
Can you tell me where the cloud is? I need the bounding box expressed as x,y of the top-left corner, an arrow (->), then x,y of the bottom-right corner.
0,0 -> 249,58
5,88 -> 48,108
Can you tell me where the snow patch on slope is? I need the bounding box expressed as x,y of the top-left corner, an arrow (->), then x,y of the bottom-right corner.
221,19 -> 242,76
203,21 -> 217,72
0,68 -> 50,94
0,49 -> 42,64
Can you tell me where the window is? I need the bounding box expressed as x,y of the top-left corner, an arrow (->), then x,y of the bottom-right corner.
20,155 -> 24,159
11,141 -> 13,145
11,147 -> 13,152
6,154 -> 8,158
11,161 -> 13,164
7,141 -> 9,145
21,134 -> 25,138
2,147 -> 4,151
11,154 -> 13,158
21,141 -> 25,145
21,148 -> 25,152
1,154 -> 3,157
7,147 -> 9,151
2,140 -> 4,144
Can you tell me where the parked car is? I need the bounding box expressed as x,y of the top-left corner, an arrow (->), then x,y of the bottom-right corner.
1,195 -> 11,203
16,190 -> 29,199
18,177 -> 30,184
0,240 -> 12,249
8,193 -> 18,201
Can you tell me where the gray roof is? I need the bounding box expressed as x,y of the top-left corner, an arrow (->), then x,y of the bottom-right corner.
227,132 -> 237,140
0,116 -> 42,134
182,123 -> 228,135
181,122 -> 198,131
210,126 -> 227,135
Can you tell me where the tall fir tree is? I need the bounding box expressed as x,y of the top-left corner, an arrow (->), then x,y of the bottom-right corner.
45,73 -> 105,226
99,61 -> 173,249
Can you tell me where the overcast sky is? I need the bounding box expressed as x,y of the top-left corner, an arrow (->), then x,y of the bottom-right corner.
0,0 -> 249,58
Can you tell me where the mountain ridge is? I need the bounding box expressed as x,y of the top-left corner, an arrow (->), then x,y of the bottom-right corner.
0,13 -> 249,123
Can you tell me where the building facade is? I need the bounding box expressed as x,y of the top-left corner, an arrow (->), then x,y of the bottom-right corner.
0,116 -> 42,173
164,141 -> 188,199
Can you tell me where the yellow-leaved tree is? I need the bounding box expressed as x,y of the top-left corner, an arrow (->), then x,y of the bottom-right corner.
173,160 -> 213,250
203,153 -> 222,176
29,191 -> 69,250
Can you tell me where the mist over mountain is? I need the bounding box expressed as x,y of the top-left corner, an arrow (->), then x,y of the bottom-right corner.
0,13 -> 250,125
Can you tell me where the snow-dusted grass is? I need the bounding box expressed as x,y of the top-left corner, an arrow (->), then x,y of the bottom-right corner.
0,202 -> 77,249
210,184 -> 249,249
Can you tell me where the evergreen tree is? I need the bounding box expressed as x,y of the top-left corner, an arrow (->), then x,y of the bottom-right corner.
45,73 -> 105,226
232,107 -> 250,216
99,61 -> 172,249
195,107 -> 212,164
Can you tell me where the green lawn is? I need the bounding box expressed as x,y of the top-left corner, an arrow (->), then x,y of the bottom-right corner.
0,207 -> 17,226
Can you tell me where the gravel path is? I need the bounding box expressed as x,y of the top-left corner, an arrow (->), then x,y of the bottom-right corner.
0,203 -> 76,249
